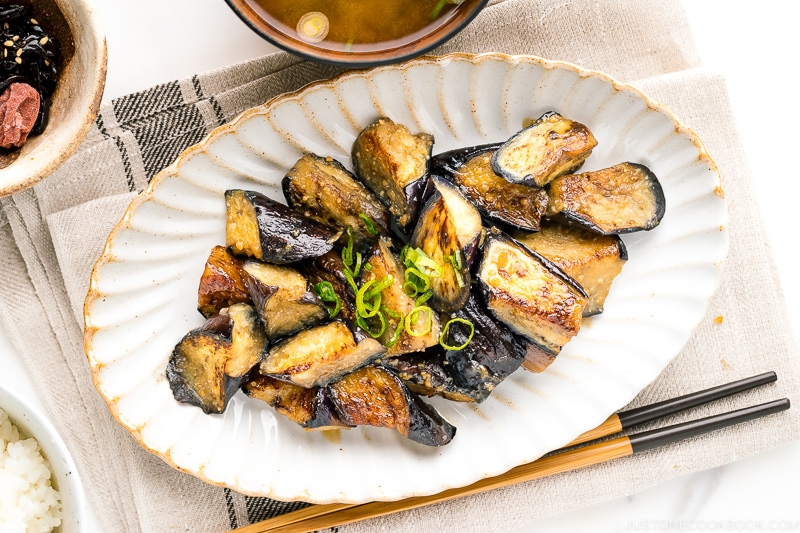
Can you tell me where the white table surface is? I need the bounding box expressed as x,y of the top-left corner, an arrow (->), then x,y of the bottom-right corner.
2,1 -> 799,531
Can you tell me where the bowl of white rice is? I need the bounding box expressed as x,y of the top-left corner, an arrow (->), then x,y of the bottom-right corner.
0,385 -> 86,533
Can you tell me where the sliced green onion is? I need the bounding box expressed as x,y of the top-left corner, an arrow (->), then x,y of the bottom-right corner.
356,280 -> 382,318
359,213 -> 380,235
405,306 -> 433,337
429,0 -> 447,19
415,290 -> 432,306
341,226 -> 355,268
403,280 -> 420,298
357,311 -> 387,338
380,305 -> 402,319
313,281 -> 341,318
364,263 -> 372,272
365,275 -> 394,299
352,251 -> 363,277
344,269 -> 358,293
439,317 -> 475,351
404,267 -> 431,294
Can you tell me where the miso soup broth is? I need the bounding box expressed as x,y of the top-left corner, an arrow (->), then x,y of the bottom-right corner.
241,0 -> 461,52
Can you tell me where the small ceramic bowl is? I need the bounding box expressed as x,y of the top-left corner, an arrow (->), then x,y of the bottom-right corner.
0,0 -> 106,198
223,0 -> 488,67
0,384 -> 87,533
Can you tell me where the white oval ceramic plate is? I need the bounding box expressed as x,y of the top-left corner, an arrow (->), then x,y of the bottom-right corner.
84,53 -> 728,503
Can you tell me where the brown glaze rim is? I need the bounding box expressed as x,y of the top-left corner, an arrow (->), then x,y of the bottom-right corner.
223,0 -> 490,67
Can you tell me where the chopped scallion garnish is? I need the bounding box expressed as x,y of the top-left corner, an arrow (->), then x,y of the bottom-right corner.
439,317 -> 475,350
313,281 -> 341,318
405,306 -> 433,337
359,213 -> 380,235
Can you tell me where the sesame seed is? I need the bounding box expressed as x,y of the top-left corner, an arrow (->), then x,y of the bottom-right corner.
44,59 -> 49,66
12,35 -> 19,42
3,23 -> 8,29
30,18 -> 38,25
3,41 -> 12,47
40,36 -> 48,45
16,48 -> 22,57
15,57 -> 21,64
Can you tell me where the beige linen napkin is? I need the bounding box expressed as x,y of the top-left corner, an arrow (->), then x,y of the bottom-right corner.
1,0 -> 799,531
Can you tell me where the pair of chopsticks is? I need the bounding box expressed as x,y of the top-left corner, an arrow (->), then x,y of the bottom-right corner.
232,371 -> 788,533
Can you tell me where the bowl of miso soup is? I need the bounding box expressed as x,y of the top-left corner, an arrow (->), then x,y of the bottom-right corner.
223,0 -> 489,66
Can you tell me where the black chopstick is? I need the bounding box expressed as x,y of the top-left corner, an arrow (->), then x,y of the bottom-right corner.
237,397 -> 791,533
571,371 -> 778,445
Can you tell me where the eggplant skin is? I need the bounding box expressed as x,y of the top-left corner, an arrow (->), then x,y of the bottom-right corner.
328,365 -> 456,446
477,229 -> 587,355
260,320 -> 385,389
546,162 -> 666,234
514,220 -> 627,317
384,293 -> 526,403
241,260 -> 327,340
282,153 -> 390,250
492,111 -> 597,187
167,303 -> 268,414
433,145 -> 549,232
363,238 -> 441,356
243,373 -> 349,429
197,245 -> 251,318
410,176 -> 483,313
225,189 -> 339,264
299,251 -> 358,324
351,117 -> 434,231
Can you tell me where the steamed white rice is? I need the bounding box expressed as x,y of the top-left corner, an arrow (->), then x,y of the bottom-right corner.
0,407 -> 62,533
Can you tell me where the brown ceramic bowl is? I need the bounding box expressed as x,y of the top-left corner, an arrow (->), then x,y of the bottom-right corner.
0,0 -> 106,198
223,0 -> 488,67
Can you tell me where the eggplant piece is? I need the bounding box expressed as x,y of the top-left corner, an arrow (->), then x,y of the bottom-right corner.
167,303 -> 268,414
282,153 -> 390,250
546,162 -> 666,234
241,260 -> 328,340
363,237 -> 441,356
409,176 -> 483,313
491,111 -> 597,187
384,294 -> 526,403
522,342 -> 558,373
328,365 -> 456,446
197,245 -> 251,318
260,320 -> 385,388
351,117 -> 434,232
477,228 -> 587,356
299,251 -> 358,324
242,373 -> 349,430
513,220 -> 627,316
225,189 -> 339,263
433,144 -> 549,232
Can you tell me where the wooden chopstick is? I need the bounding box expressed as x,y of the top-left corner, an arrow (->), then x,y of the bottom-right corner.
234,397 -> 789,533
233,372 -> 788,533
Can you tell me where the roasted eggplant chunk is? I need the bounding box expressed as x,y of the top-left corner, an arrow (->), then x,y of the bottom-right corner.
197,245 -> 250,318
477,229 -> 587,356
282,153 -> 390,250
351,117 -> 434,232
328,365 -> 455,446
241,260 -> 327,340
225,189 -> 339,263
260,320 -> 385,388
432,144 -> 549,232
546,162 -> 665,234
492,111 -> 597,187
299,251 -> 358,324
384,293 -> 526,402
522,342 -> 558,373
167,303 -> 268,414
514,221 -> 627,316
410,176 -> 483,313
362,237 -> 441,356
243,373 -> 349,430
